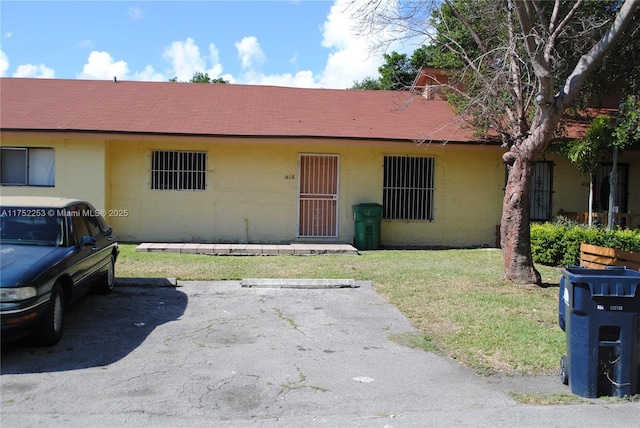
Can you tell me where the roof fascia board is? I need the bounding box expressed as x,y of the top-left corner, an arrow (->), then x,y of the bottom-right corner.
0,129 -> 496,148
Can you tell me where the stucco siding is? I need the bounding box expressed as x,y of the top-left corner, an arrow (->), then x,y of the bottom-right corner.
106,137 -> 506,247
549,151 -> 640,216
0,135 -> 107,210
379,144 -> 504,247
549,154 -> 591,214
108,139 -> 302,243
4,133 -> 638,247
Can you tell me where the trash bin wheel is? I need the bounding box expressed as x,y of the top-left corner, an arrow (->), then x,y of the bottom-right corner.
560,355 -> 569,385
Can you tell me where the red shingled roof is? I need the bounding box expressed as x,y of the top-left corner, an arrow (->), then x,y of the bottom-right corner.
0,78 -> 481,144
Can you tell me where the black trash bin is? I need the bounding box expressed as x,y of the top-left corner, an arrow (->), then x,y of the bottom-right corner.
558,265 -> 640,398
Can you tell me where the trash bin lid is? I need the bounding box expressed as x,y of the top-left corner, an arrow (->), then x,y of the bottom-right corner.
562,266 -> 640,298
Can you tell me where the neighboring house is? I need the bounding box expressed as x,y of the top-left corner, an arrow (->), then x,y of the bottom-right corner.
1,78 -> 638,247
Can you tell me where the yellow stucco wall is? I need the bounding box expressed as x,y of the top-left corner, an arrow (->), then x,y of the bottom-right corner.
107,138 -> 302,243
3,132 -> 639,246
378,143 -> 505,247
0,135 -> 107,210
105,137 -> 507,246
547,151 -> 640,216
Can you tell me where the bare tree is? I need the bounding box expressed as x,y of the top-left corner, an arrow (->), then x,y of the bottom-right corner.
350,0 -> 639,285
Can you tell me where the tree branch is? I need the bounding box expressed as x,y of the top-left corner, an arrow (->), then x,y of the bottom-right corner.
559,0 -> 639,107
546,0 -> 584,63
548,0 -> 561,33
530,0 -> 550,31
443,0 -> 488,54
507,3 -> 527,134
513,0 -> 551,82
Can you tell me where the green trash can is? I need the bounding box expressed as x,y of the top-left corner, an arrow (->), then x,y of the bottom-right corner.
353,203 -> 383,250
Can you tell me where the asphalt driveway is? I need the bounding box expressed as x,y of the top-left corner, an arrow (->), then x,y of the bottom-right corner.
1,280 -> 638,427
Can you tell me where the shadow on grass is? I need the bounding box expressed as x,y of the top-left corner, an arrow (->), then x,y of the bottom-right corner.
541,281 -> 560,289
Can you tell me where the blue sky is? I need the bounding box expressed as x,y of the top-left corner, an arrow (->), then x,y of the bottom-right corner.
1,0 -> 419,88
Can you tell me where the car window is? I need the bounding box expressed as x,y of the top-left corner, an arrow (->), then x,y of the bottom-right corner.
0,209 -> 64,246
96,214 -> 110,232
85,215 -> 102,237
78,204 -> 102,237
70,212 -> 91,245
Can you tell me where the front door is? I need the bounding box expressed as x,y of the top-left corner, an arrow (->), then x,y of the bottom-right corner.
298,154 -> 339,238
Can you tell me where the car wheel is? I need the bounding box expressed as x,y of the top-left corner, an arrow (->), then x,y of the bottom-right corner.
560,355 -> 569,385
95,255 -> 115,295
33,282 -> 64,346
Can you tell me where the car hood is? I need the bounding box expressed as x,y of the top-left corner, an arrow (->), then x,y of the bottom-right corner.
0,244 -> 69,287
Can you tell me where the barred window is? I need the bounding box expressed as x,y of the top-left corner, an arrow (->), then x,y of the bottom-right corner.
592,163 -> 628,213
151,150 -> 206,190
530,161 -> 553,221
383,156 -> 435,221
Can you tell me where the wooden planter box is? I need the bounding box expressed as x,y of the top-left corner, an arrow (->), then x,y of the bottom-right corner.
579,243 -> 640,271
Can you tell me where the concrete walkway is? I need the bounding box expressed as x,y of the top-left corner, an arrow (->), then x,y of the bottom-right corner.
135,242 -> 360,256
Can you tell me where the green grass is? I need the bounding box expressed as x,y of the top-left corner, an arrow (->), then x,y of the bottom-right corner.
117,244 -> 565,375
508,391 -> 592,405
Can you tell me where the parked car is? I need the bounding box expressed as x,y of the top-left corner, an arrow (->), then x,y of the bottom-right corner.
1,196 -> 119,346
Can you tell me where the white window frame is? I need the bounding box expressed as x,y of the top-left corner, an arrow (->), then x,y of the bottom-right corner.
0,147 -> 55,186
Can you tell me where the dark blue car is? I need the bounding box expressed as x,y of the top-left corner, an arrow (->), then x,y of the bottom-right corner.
1,196 -> 119,346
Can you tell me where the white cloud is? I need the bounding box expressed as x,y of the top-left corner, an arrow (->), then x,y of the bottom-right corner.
232,37 -> 321,88
321,1 -> 352,51
132,65 -> 165,82
160,38 -> 226,82
14,63 -> 55,78
128,5 -> 144,20
236,36 -> 266,69
77,51 -> 130,80
75,39 -> 94,49
289,52 -> 300,68
5,32 -> 12,39
234,0 -> 408,89
0,50 -> 54,79
206,43 -> 224,78
0,50 -> 9,77
0,0 -> 412,88
241,70 -> 316,88
316,0 -> 405,88
162,38 -> 206,81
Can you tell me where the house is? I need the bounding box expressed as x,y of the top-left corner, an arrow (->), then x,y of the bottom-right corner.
1,77 -> 638,247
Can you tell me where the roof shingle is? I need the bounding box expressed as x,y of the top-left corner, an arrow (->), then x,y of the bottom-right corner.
1,78 -> 478,143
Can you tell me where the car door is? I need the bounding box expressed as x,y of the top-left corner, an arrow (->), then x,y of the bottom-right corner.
79,204 -> 111,279
66,205 -> 98,289
81,203 -> 114,279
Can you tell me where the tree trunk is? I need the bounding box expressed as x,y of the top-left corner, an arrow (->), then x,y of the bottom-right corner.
501,156 -> 542,285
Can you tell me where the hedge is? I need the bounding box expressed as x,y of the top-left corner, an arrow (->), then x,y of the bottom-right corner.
530,220 -> 640,266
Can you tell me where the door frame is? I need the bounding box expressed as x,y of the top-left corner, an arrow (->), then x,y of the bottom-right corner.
297,153 -> 340,238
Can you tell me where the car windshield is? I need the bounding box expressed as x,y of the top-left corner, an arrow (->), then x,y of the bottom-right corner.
0,209 -> 65,246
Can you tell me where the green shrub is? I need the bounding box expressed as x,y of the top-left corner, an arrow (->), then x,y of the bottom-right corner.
530,222 -> 567,265
531,221 -> 640,266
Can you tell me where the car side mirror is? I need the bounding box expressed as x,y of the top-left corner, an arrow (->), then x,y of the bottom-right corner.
80,236 -> 97,248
